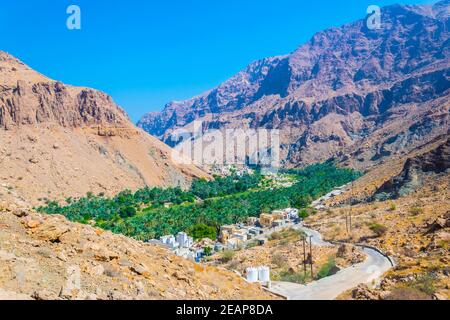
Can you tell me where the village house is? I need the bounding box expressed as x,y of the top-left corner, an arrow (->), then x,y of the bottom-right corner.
226,238 -> 243,250
273,219 -> 286,228
219,225 -> 236,244
176,232 -> 194,248
271,210 -> 289,220
249,227 -> 263,236
231,229 -> 248,242
246,216 -> 258,226
160,235 -> 179,250
285,208 -> 299,219
259,213 -> 275,228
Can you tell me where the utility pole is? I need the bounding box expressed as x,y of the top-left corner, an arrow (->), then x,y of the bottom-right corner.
309,235 -> 313,279
302,236 -> 307,276
349,181 -> 354,236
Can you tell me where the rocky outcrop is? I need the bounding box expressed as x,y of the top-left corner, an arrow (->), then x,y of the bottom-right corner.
0,204 -> 276,300
425,211 -> 450,234
375,138 -> 450,199
138,1 -> 450,169
0,51 -> 130,131
0,81 -> 130,131
336,244 -> 365,265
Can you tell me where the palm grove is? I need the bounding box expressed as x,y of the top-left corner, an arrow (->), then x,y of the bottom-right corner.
37,162 -> 361,241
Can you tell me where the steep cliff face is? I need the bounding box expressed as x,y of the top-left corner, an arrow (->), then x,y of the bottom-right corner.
0,51 -> 208,205
138,56 -> 288,141
375,138 -> 450,199
138,1 -> 450,168
0,51 -> 132,131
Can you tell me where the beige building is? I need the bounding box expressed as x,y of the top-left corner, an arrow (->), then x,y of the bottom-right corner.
246,217 -> 258,226
259,213 -> 275,228
272,210 -> 289,220
219,225 -> 237,244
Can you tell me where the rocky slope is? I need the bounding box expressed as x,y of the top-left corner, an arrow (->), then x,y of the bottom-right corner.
375,138 -> 450,199
0,201 -> 275,300
138,0 -> 450,170
304,138 -> 450,300
0,51 -> 208,205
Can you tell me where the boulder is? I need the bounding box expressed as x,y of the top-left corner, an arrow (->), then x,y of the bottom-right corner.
33,222 -> 70,242
12,209 -> 28,217
130,263 -> 150,277
32,289 -> 58,300
94,248 -> 119,262
351,284 -> 378,300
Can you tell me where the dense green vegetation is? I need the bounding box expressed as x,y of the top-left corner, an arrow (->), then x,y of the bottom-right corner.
37,162 -> 361,241
187,224 -> 217,241
191,172 -> 262,199
316,256 -> 338,279
38,173 -> 260,224
273,269 -> 311,284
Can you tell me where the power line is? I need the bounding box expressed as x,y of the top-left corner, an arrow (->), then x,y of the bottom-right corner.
309,235 -> 313,280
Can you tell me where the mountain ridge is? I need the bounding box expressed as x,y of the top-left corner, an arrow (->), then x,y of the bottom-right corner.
138,0 -> 450,169
0,52 -> 208,206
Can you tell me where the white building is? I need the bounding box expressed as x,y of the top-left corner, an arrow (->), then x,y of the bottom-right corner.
226,238 -> 242,250
249,227 -> 263,235
273,219 -> 286,228
160,235 -> 179,250
232,229 -> 249,242
232,233 -> 248,242
285,208 -> 299,219
176,248 -> 196,261
258,266 -> 271,283
176,232 -> 193,248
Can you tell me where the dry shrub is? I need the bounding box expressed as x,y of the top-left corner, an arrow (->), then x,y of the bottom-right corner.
369,223 -> 388,237
384,287 -> 431,300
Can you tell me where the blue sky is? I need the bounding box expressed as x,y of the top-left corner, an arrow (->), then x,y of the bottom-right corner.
0,0 -> 435,122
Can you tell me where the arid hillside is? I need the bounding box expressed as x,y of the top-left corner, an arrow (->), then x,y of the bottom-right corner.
0,51 -> 208,206
305,138 -> 450,300
0,199 -> 276,300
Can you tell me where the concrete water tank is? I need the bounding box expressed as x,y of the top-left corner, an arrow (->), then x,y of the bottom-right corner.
246,267 -> 258,283
258,266 -> 270,282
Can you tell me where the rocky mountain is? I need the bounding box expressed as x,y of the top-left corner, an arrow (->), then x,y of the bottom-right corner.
0,51 -> 208,205
375,137 -> 450,199
138,0 -> 450,170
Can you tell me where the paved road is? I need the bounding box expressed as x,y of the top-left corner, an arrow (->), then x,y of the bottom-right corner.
247,222 -> 328,246
291,224 -> 332,247
269,225 -> 393,300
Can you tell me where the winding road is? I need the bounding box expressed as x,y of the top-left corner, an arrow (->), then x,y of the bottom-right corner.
269,224 -> 393,300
